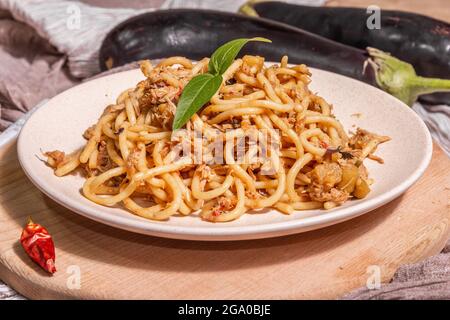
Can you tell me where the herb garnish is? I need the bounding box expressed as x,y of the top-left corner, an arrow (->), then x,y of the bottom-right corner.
172,37 -> 271,130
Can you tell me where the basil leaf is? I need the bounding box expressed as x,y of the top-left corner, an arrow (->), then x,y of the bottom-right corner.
172,37 -> 271,130
208,37 -> 271,75
172,73 -> 222,130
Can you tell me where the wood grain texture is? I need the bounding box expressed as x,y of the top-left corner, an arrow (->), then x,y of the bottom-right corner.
326,0 -> 450,22
0,139 -> 449,299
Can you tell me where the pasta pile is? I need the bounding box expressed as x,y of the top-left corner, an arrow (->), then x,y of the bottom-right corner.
45,55 -> 390,222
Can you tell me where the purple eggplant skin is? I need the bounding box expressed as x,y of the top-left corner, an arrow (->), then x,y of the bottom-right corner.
99,9 -> 450,106
242,1 -> 450,105
100,9 -> 376,85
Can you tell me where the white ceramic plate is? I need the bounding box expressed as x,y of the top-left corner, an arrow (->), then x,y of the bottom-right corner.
17,67 -> 432,241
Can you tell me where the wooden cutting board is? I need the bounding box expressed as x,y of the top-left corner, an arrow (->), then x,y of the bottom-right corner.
0,139 -> 449,299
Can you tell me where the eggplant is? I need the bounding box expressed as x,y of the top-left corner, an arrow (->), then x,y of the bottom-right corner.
240,1 -> 450,105
99,9 -> 450,106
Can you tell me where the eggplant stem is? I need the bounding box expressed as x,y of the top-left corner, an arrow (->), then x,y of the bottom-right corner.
408,76 -> 450,95
367,47 -> 450,106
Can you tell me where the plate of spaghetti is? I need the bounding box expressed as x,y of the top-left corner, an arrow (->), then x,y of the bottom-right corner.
17,51 -> 432,240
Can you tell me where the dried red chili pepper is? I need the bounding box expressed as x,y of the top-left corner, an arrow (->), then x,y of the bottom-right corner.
20,217 -> 56,274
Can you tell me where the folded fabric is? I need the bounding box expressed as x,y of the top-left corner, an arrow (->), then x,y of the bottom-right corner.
0,0 -> 154,78
413,103 -> 450,155
0,18 -> 77,130
344,240 -> 450,299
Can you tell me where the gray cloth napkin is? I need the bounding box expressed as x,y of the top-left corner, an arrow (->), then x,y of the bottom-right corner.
0,0 -> 449,300
344,240 -> 450,300
0,16 -> 77,130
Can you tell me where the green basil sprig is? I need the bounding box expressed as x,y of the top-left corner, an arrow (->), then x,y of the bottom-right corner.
172,37 -> 271,130
208,37 -> 271,75
172,74 -> 222,130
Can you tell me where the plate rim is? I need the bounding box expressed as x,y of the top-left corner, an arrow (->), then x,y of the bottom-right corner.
17,67 -> 433,241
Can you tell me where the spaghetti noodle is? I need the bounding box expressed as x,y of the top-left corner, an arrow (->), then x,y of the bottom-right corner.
45,55 -> 390,222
